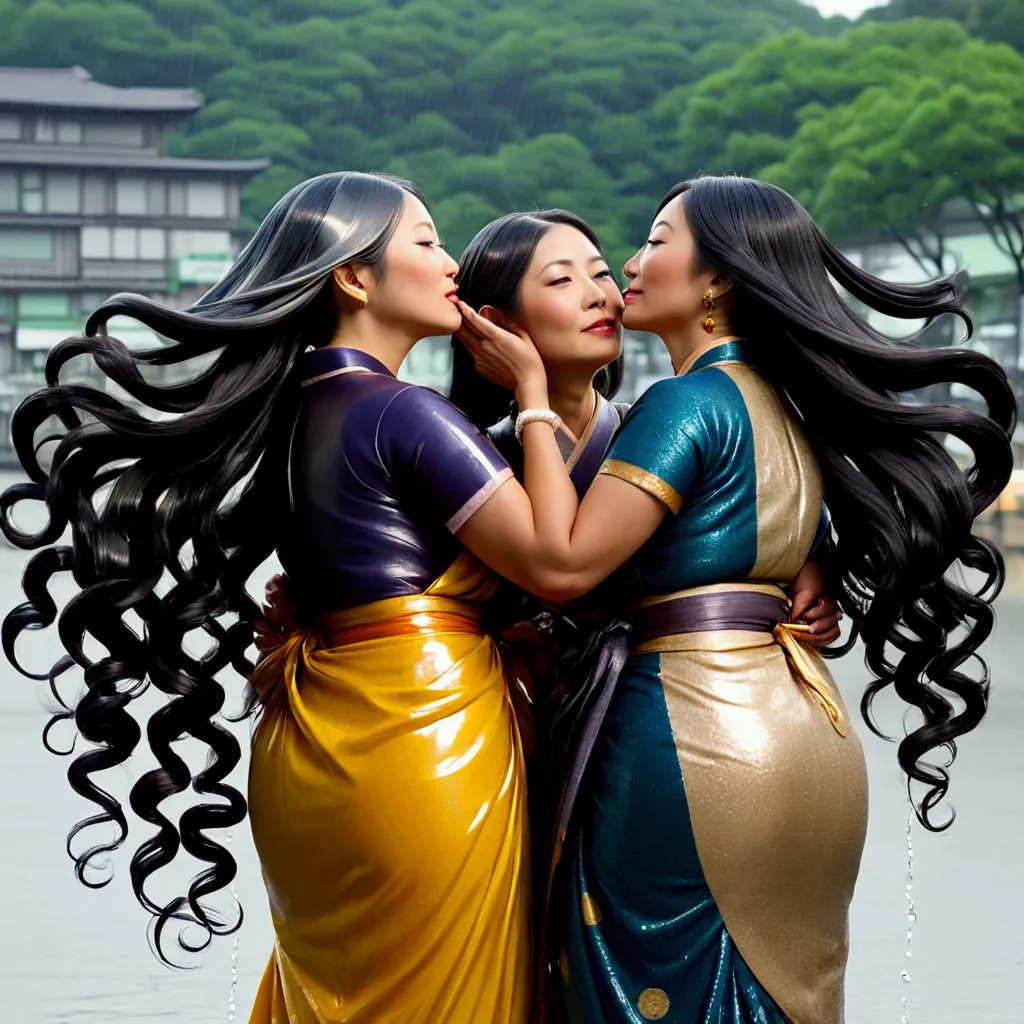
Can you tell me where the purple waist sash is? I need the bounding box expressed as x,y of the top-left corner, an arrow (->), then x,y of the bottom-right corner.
637,589 -> 789,644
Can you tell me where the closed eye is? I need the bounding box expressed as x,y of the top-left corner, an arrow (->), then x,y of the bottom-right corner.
418,240 -> 446,249
595,269 -> 613,279
548,276 -> 571,286
646,239 -> 664,247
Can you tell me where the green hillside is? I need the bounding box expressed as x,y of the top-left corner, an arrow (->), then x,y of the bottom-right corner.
0,0 -> 844,263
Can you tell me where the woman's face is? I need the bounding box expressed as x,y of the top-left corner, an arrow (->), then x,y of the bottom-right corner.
508,224 -> 623,383
620,195 -> 717,336
362,192 -> 462,338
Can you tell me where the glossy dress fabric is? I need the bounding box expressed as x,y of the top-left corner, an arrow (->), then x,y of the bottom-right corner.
561,340 -> 869,1024
247,347 -> 531,1024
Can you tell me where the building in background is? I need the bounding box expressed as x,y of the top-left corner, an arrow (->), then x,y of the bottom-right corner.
0,65 -> 267,460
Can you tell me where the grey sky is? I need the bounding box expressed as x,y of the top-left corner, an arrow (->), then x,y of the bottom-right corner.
805,0 -> 886,16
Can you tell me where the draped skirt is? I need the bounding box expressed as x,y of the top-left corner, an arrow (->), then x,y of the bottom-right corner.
559,583 -> 868,1024
247,554 -> 532,1024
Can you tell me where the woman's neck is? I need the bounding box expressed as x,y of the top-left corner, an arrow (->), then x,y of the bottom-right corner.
546,372 -> 598,442
325,316 -> 417,377
661,325 -> 741,376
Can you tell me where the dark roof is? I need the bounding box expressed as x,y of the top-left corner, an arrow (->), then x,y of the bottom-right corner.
0,66 -> 201,113
0,144 -> 268,176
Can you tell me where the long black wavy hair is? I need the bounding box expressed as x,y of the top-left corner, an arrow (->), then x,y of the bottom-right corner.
0,170 -> 424,959
448,210 -> 624,429
664,175 -> 1016,830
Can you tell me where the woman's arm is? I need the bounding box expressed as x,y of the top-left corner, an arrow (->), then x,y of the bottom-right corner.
454,302 -> 668,601
457,472 -> 666,602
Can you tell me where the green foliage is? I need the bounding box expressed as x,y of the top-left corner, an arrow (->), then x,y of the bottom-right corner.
760,33 -> 1024,284
3,0 -> 1022,286
0,0 -> 840,269
864,0 -> 1024,60
676,19 -> 1007,177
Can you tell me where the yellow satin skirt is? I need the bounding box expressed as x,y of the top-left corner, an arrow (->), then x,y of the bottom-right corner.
246,555 -> 532,1024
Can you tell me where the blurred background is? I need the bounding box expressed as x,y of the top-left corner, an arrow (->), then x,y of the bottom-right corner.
0,0 -> 1022,1020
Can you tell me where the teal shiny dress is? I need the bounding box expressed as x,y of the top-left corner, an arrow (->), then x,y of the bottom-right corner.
559,341 -> 868,1024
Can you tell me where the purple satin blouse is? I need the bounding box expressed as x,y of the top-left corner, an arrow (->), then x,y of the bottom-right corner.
279,347 -> 512,613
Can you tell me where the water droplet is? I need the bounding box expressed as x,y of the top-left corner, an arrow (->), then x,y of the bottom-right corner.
901,970 -> 911,983
907,929 -> 913,941
908,912 -> 917,922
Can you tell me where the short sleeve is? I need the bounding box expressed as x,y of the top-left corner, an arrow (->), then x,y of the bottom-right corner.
382,385 -> 513,533
598,378 -> 702,515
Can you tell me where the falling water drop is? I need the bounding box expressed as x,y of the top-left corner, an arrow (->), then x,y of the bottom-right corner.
900,808 -> 915,1021
227,829 -> 240,1023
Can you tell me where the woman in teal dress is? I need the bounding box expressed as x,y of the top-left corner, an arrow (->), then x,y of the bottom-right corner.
455,175 -> 1014,1023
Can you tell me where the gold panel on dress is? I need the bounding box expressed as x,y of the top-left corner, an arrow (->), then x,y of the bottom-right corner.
656,631 -> 868,1024
717,363 -> 824,582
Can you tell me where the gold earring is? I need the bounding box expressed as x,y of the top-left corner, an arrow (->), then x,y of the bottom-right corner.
359,298 -> 367,310
701,289 -> 716,334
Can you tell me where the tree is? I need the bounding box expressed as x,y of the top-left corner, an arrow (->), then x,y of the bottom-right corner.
674,19 -> 1008,180
864,0 -> 1024,57
762,60 -> 1024,292
0,0 -> 841,254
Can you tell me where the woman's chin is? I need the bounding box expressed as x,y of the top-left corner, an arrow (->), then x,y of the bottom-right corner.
621,305 -> 649,332
433,305 -> 464,336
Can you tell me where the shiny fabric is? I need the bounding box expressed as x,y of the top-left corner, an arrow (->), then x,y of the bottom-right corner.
636,585 -> 846,737
598,340 -> 820,592
248,551 -> 532,1024
486,394 -> 638,1021
280,346 -> 512,615
562,341 -> 868,1024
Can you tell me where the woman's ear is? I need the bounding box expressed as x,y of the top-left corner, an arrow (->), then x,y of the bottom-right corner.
710,275 -> 734,299
480,305 -> 528,340
333,264 -> 369,308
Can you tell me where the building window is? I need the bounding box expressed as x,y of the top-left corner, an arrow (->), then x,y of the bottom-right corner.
19,293 -> 71,319
115,177 -> 147,216
0,294 -> 14,320
35,119 -> 55,143
0,229 -> 54,260
0,170 -> 16,212
46,173 -> 80,214
138,228 -> 166,260
81,226 -> 111,259
83,175 -> 108,216
146,179 -> 167,217
168,181 -> 186,217
170,230 -> 232,258
20,172 -> 43,214
83,122 -> 145,147
81,226 -> 166,261
112,227 -> 138,260
186,181 -> 227,218
0,116 -> 20,141
57,122 -> 82,145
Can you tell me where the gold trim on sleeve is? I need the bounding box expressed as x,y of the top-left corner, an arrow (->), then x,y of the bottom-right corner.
598,459 -> 682,514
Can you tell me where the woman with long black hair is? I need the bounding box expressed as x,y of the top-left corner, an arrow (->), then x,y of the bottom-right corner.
454,175 -> 1016,1023
1,170 -> 582,1024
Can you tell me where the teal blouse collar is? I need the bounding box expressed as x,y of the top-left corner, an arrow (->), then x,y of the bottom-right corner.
681,339 -> 757,376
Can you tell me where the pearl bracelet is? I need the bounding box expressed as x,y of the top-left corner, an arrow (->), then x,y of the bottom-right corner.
514,408 -> 563,443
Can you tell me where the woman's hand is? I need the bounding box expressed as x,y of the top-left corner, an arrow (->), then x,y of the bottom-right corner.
790,560 -> 842,648
253,573 -> 301,653
456,300 -> 546,399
